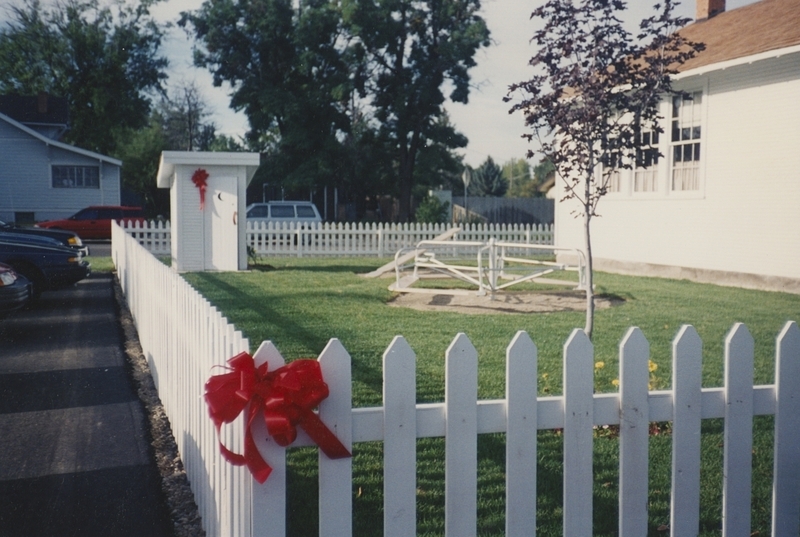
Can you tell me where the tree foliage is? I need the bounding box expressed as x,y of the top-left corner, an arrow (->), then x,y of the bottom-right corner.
506,0 -> 703,338
470,156 -> 507,197
179,0 -> 353,193
0,0 -> 168,155
343,0 -> 490,221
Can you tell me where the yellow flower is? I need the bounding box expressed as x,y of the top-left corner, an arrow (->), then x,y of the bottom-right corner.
594,361 -> 605,370
541,373 -> 549,380
611,379 -> 620,387
648,360 -> 658,372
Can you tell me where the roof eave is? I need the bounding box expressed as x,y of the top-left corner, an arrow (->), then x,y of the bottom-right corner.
675,43 -> 800,80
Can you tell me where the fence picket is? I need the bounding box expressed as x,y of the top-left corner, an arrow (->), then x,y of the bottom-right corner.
563,329 -> 594,537
722,323 -> 755,537
505,331 -> 538,536
318,339 -> 353,537
619,328 -> 650,537
772,321 -> 800,536
251,341 -> 287,537
382,337 -> 417,537
444,334 -> 478,537
670,325 -> 703,537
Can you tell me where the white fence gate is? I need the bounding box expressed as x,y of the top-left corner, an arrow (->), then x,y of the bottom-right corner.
112,223 -> 800,537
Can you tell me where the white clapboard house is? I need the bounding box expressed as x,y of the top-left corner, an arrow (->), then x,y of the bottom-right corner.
0,94 -> 122,224
554,0 -> 800,293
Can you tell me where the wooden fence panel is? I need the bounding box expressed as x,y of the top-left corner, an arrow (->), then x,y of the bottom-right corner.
444,334 -> 478,536
670,325 -> 703,537
722,324 -> 755,537
382,337 -> 417,537
505,331 -> 538,536
563,329 -> 594,537
619,328 -> 650,537
113,226 -> 800,537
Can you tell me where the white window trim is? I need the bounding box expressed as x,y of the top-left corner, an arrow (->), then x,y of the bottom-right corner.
667,82 -> 708,199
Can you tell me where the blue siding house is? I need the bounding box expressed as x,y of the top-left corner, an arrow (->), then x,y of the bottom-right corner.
0,94 -> 122,224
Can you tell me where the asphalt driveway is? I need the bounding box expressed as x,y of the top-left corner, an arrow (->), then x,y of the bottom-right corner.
0,273 -> 172,536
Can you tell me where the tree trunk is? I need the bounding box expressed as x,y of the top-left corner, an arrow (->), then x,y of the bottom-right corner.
397,128 -> 421,223
583,203 -> 595,340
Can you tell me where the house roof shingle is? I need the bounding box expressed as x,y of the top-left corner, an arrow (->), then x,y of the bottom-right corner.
677,0 -> 800,72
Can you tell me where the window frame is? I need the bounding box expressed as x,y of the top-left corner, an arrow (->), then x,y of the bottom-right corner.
51,165 -> 101,189
669,88 -> 706,196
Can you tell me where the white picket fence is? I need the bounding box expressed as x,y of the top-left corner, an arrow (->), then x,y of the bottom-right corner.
111,222 -> 800,537
120,220 -> 554,258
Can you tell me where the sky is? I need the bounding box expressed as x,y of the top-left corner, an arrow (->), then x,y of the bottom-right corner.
4,0 -> 758,167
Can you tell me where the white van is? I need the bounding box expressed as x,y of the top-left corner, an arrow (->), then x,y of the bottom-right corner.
245,202 -> 322,224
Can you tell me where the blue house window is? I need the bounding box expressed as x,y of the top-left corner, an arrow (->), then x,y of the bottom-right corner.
52,165 -> 100,188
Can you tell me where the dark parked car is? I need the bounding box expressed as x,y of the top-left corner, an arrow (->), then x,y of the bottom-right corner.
0,219 -> 87,253
0,262 -> 31,316
36,206 -> 146,240
0,232 -> 91,297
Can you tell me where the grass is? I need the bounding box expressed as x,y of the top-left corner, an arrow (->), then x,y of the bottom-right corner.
173,257 -> 799,536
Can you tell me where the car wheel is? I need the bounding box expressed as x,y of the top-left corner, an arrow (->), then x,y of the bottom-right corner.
12,262 -> 45,299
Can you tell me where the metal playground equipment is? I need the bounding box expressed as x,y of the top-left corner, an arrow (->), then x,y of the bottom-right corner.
390,238 -> 588,297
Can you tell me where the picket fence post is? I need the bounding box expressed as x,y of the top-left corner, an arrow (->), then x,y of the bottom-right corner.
562,329 -> 594,537
251,341 -> 287,537
505,331 -> 538,536
723,324 -> 754,537
444,334 -> 479,536
670,325 -> 702,536
619,328 -> 649,537
382,337 -> 417,537
318,339 -> 353,537
772,321 -> 800,535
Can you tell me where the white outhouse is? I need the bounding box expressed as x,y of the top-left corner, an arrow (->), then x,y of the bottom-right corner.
157,151 -> 260,272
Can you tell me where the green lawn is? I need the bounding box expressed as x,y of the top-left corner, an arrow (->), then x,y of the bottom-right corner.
171,257 -> 799,536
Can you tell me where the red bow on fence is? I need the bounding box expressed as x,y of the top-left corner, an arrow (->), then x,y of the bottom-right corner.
205,352 -> 351,483
191,168 -> 209,210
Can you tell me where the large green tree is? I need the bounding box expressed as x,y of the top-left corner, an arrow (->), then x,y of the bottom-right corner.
470,156 -> 507,197
343,0 -> 490,221
0,0 -> 168,155
180,0 -> 354,194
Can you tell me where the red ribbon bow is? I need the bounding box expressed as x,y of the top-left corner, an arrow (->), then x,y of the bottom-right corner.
205,352 -> 351,483
191,168 -> 209,210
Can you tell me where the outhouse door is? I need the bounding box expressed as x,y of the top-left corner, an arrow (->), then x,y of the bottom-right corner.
204,176 -> 238,271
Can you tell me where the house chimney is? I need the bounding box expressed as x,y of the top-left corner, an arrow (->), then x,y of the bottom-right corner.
37,91 -> 49,114
697,0 -> 725,20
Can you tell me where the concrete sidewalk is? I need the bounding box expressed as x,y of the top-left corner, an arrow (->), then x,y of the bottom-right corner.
0,273 -> 173,536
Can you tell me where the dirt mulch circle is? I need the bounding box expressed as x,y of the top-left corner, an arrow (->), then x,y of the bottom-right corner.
388,289 -> 622,315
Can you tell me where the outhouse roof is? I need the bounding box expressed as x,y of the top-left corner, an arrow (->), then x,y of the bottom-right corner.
156,151 -> 261,188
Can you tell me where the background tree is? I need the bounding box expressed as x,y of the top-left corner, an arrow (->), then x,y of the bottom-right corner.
470,156 -> 507,197
157,81 -> 217,151
180,0 -> 354,196
506,0 -> 703,338
0,0 -> 168,156
503,158 -> 533,197
342,0 -> 490,221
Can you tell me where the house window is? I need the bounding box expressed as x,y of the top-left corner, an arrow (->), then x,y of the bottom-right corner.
671,91 -> 702,191
52,165 -> 100,188
602,151 -> 623,193
634,131 -> 659,192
